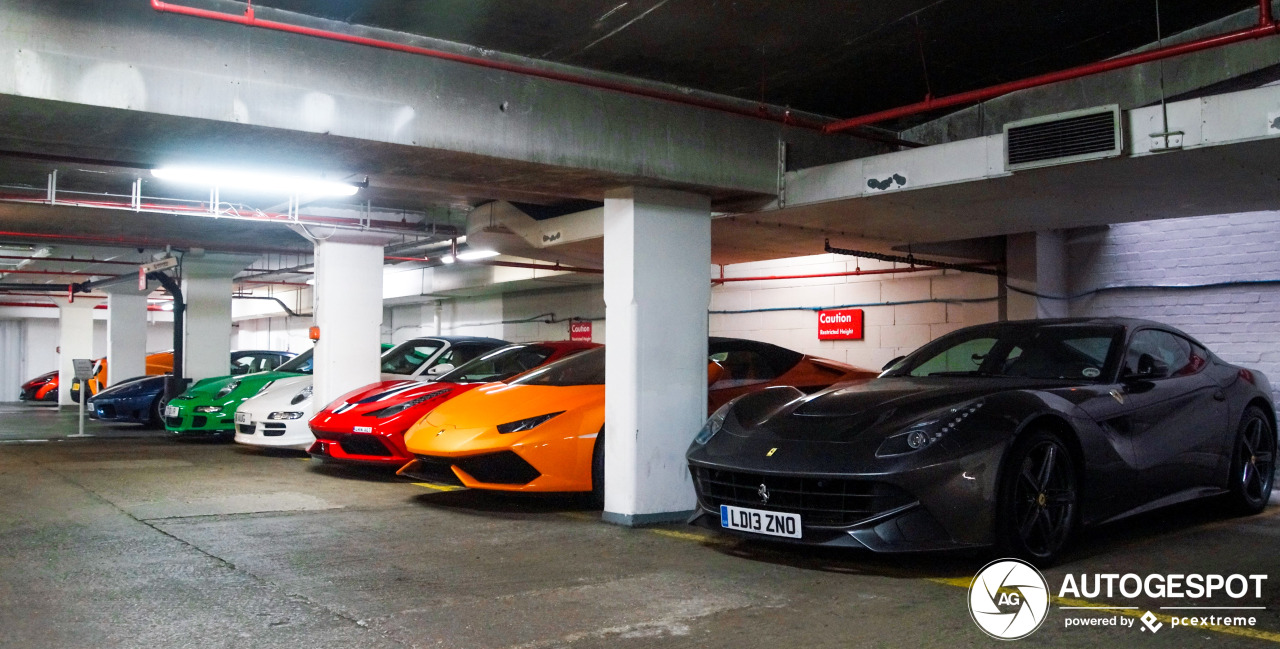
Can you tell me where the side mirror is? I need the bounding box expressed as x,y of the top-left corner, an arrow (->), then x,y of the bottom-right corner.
1123,353 -> 1169,382
882,355 -> 906,372
707,361 -> 727,387
426,363 -> 455,376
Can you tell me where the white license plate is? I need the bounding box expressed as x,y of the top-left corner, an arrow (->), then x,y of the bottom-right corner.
164,405 -> 179,418
353,426 -> 372,433
719,505 -> 801,539
235,411 -> 251,425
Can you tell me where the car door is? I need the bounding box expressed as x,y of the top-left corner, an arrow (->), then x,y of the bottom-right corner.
1105,329 -> 1226,502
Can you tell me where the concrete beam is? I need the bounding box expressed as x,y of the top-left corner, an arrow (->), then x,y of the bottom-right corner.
0,0 -> 877,208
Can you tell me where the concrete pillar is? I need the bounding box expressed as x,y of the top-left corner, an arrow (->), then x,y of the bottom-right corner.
311,233 -> 393,410
602,187 -> 711,526
1006,231 -> 1068,320
181,254 -> 258,382
52,297 -> 95,407
101,285 -> 150,386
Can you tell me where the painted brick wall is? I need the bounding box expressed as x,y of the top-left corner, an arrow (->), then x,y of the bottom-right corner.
709,254 -> 1000,372
1067,211 -> 1280,385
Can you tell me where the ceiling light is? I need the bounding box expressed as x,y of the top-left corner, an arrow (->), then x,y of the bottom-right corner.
160,303 -> 174,311
455,250 -> 499,261
0,243 -> 36,252
151,166 -> 359,197
440,255 -> 456,264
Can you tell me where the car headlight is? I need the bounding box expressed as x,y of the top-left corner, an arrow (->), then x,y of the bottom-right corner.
215,380 -> 241,399
693,402 -> 734,446
195,406 -> 222,414
496,411 -> 564,434
876,400 -> 984,457
268,411 -> 305,420
367,389 -> 451,418
290,385 -> 312,405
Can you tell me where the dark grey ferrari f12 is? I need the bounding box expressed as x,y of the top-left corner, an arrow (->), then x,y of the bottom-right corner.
686,318 -> 1276,563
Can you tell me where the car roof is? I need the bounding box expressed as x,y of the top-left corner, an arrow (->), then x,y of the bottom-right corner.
404,336 -> 508,345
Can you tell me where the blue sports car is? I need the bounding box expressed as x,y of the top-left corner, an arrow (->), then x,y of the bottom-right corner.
89,351 -> 294,427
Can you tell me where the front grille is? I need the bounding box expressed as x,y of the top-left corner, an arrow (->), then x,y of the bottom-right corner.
262,423 -> 286,437
1005,105 -> 1121,171
454,451 -> 541,485
165,416 -> 183,428
237,424 -> 254,435
407,455 -> 464,486
692,467 -> 914,527
338,436 -> 392,457
192,416 -> 207,428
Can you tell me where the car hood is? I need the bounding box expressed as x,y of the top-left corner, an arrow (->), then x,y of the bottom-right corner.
22,371 -> 57,389
730,376 -> 1077,442
406,383 -> 603,447
239,375 -> 313,412
322,380 -> 468,417
91,375 -> 165,400
183,370 -> 303,400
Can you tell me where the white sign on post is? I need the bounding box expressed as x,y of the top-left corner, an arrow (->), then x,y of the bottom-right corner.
71,359 -> 94,438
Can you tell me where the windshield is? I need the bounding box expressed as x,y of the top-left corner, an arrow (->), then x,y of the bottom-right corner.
275,349 -> 314,374
436,344 -> 557,383
510,347 -> 605,387
380,340 -> 444,375
887,324 -> 1122,381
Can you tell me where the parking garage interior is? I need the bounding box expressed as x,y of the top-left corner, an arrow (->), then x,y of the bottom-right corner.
4,1 -> 1280,647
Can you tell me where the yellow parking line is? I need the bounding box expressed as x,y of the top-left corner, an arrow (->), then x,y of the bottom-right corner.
929,577 -> 1280,644
648,528 -> 732,545
412,482 -> 464,492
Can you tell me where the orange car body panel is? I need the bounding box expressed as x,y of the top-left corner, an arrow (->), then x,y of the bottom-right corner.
403,383 -> 603,492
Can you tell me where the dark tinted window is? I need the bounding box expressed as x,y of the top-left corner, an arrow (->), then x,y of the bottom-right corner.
276,349 -> 314,374
381,341 -> 444,374
511,347 -> 605,387
889,324 -> 1121,381
708,350 -> 780,389
438,345 -> 555,383
1125,330 -> 1206,378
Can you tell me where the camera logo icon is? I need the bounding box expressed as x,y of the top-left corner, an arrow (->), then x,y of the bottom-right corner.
968,559 -> 1051,640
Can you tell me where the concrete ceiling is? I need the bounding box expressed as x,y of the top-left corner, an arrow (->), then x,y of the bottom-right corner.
255,0 -> 1257,128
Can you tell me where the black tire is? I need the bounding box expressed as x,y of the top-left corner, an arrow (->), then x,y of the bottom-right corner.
996,430 -> 1079,566
589,426 -> 606,507
1227,406 -> 1276,515
149,395 -> 166,429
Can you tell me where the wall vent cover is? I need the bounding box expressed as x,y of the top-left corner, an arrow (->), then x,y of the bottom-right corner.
1004,105 -> 1122,171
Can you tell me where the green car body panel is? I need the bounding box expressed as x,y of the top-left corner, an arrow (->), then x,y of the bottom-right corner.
164,345 -> 392,436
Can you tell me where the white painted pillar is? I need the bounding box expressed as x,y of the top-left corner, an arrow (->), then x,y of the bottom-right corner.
1006,231 -> 1068,320
52,297 -> 95,407
181,253 -> 258,382
311,234 -> 391,410
101,285 -> 149,385
602,187 -> 711,526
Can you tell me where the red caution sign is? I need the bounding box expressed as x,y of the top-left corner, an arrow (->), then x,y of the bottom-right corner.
569,320 -> 593,342
818,308 -> 864,340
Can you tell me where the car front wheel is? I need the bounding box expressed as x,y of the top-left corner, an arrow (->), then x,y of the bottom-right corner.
997,430 -> 1079,566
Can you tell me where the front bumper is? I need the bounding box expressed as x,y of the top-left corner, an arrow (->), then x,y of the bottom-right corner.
307,428 -> 410,466
686,439 -> 1004,551
234,417 -> 313,450
90,395 -> 154,424
165,402 -> 235,435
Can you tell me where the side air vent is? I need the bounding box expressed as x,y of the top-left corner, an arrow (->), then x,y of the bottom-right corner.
1004,105 -> 1122,171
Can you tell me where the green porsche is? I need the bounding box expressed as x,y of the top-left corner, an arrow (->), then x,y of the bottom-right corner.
164,344 -> 391,438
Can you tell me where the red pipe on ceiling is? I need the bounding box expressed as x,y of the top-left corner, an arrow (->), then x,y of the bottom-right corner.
824,0 -> 1280,133
0,301 -> 165,311
713,265 -> 945,283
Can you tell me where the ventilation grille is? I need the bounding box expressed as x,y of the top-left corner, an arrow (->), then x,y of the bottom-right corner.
1004,105 -> 1122,171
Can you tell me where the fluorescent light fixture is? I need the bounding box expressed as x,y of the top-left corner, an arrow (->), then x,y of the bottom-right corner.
151,166 -> 359,197
455,249 -> 500,261
440,255 -> 456,264
160,303 -> 174,311
305,278 -> 316,285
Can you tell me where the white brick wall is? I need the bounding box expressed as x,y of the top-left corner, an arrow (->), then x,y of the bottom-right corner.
708,254 -> 1001,371
1067,211 -> 1280,387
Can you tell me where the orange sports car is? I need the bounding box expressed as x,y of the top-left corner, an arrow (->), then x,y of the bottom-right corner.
399,338 -> 876,498
68,351 -> 176,402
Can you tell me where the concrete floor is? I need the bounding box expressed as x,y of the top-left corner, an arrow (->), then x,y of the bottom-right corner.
3,403 -> 1280,648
